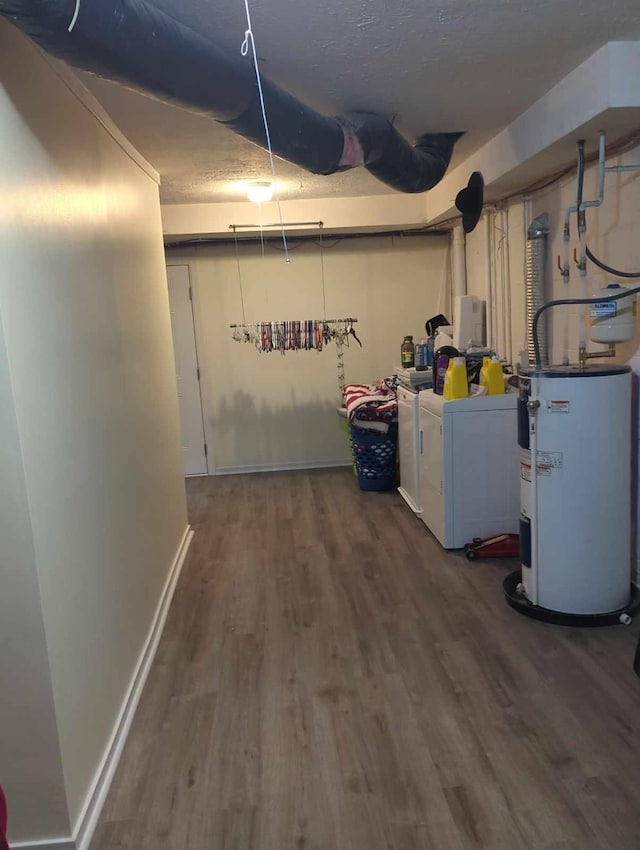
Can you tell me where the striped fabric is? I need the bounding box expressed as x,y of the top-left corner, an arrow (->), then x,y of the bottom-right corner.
342,378 -> 398,432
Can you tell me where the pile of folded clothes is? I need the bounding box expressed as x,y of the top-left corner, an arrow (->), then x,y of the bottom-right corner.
341,376 -> 398,433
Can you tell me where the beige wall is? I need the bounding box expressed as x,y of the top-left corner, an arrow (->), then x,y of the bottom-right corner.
169,234 -> 450,473
0,23 -> 188,843
0,317 -> 71,842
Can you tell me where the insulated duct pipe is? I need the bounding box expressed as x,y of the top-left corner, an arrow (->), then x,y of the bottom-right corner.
525,213 -> 549,366
0,0 -> 461,193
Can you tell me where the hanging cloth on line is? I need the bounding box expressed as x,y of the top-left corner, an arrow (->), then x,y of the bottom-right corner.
231,319 -> 361,355
232,320 -> 334,354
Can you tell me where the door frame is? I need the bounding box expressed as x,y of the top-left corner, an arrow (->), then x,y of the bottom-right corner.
166,260 -> 210,475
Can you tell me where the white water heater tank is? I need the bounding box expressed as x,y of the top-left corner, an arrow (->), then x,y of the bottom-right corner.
590,283 -> 636,344
518,365 -> 631,616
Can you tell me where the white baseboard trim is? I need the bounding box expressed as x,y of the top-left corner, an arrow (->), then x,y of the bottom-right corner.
214,458 -> 353,476
397,487 -> 422,515
73,524 -> 193,850
17,526 -> 193,850
12,527 -> 193,850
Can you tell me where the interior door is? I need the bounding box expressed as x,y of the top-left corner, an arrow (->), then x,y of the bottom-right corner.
167,264 -> 208,476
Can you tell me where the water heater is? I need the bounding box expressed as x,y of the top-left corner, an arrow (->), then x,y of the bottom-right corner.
505,364 -> 635,625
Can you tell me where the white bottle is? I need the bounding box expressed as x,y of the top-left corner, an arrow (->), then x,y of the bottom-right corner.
435,325 -> 454,350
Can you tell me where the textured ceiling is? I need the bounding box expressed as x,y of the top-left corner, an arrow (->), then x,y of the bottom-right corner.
80,0 -> 640,204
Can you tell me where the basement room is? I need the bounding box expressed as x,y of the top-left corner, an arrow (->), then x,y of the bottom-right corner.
2,1 -> 640,848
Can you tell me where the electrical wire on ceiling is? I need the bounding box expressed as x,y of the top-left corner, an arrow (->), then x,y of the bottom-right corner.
233,229 -> 248,324
68,0 -> 80,31
319,224 -> 327,321
240,0 -> 290,264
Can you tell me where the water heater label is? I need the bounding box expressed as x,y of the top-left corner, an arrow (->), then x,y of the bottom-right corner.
547,400 -> 570,413
538,451 -> 563,470
590,301 -> 617,318
520,449 -> 562,480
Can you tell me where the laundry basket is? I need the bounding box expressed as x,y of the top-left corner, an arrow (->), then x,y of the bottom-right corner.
350,422 -> 398,492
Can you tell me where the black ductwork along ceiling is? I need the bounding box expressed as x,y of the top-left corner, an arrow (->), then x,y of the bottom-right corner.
0,0 -> 462,193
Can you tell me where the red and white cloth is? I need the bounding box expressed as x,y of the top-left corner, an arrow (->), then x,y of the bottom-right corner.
342,378 -> 398,433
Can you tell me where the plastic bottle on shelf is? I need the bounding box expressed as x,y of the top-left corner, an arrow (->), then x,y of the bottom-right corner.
434,351 -> 450,394
479,355 -> 505,394
401,335 -> 415,368
435,326 -> 454,349
443,357 -> 469,400
426,335 -> 435,366
415,340 -> 429,371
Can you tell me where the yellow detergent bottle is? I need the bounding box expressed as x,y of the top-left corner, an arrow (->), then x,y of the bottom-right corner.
443,356 -> 469,400
480,355 -> 505,394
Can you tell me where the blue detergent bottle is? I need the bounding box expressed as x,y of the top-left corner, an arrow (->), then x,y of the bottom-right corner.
426,335 -> 435,367
415,340 -> 429,371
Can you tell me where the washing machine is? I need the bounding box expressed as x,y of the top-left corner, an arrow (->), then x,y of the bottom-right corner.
418,389 -> 520,548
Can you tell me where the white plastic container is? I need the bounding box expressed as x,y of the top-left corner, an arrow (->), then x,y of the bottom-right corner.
454,295 -> 484,350
590,283 -> 636,344
434,325 -> 454,349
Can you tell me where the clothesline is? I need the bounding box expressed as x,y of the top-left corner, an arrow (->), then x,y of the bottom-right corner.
229,317 -> 358,328
230,317 -> 362,357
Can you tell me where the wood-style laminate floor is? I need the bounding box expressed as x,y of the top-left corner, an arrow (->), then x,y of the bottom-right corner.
91,469 -> 640,850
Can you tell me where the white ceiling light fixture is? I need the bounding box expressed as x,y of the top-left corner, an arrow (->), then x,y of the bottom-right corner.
246,181 -> 273,203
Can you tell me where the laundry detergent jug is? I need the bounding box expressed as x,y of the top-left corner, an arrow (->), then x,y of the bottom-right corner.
479,356 -> 504,394
443,357 -> 469,400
